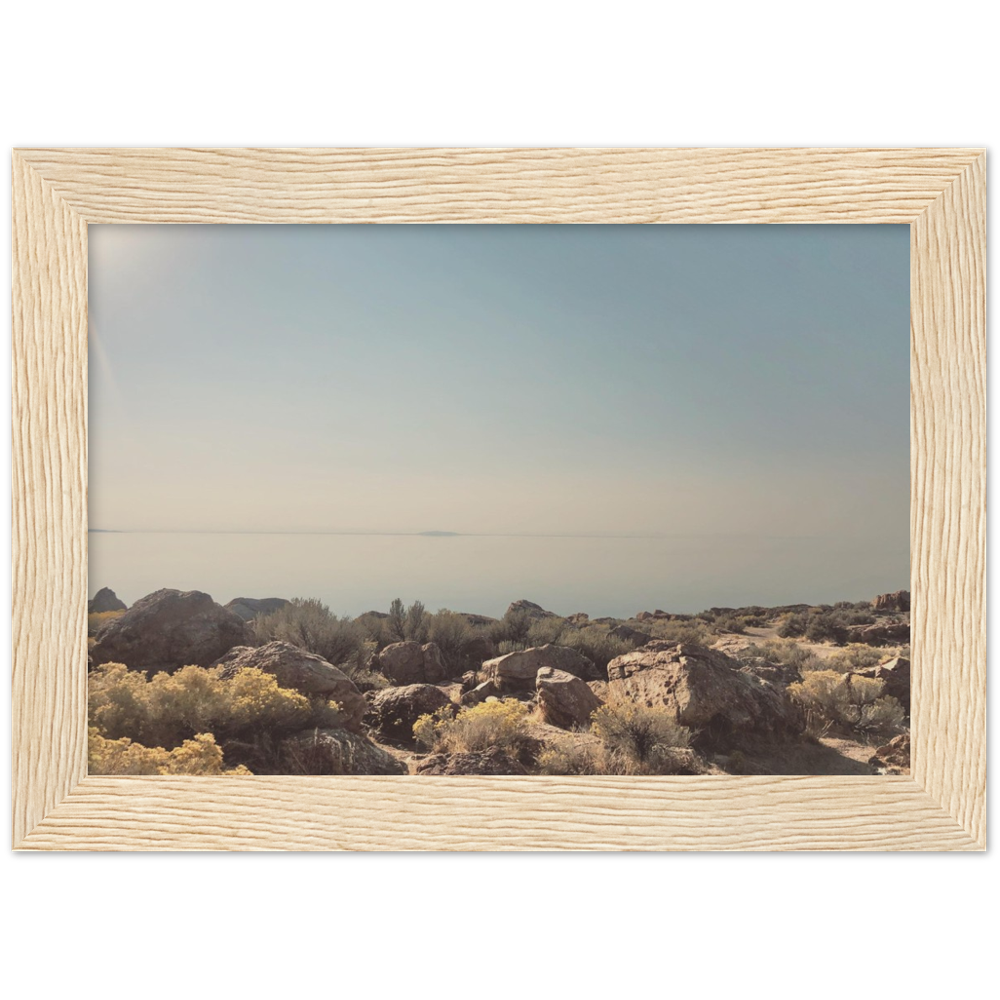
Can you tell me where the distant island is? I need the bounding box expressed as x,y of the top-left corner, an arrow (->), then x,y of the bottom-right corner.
417,531 -> 460,537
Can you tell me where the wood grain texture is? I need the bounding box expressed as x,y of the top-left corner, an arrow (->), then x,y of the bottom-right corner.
910,154 -> 987,845
11,152 -> 89,847
13,147 -> 985,224
10,148 -> 987,851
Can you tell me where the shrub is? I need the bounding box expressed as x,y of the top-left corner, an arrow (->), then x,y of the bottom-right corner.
425,610 -> 476,671
536,741 -> 600,775
253,598 -> 365,669
734,639 -> 824,674
525,616 -> 567,646
788,670 -> 905,741
645,618 -> 713,645
590,703 -> 691,775
88,728 -> 250,775
824,644 -> 891,674
413,699 -> 531,755
88,661 -> 340,749
488,609 -> 533,646
559,627 -> 635,672
495,639 -> 528,656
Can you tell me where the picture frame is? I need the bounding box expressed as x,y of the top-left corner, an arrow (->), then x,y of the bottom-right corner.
11,147 -> 986,851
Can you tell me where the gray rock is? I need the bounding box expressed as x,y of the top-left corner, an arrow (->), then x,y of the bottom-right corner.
365,684 -> 455,742
483,643 -> 601,691
89,587 -> 127,614
536,667 -> 603,729
280,729 -> 406,775
224,596 -> 290,621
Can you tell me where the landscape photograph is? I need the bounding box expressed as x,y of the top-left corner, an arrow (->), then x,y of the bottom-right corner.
87,223 -> 911,778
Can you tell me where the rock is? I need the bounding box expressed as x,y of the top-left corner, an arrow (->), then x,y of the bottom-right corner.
635,611 -> 653,621
846,622 -> 910,646
415,747 -> 528,775
483,643 -> 601,691
536,667 -> 604,729
280,729 -> 406,775
462,635 -> 494,666
88,587 -> 126,614
606,641 -> 804,747
365,684 -> 455,742
565,612 -> 589,625
587,680 -> 610,702
213,641 -> 366,732
460,680 -> 500,706
872,590 -> 910,613
378,641 -> 426,684
90,588 -> 252,674
854,656 -> 910,713
455,612 -> 497,628
505,599 -> 556,620
223,597 -> 290,621
421,642 -> 448,683
869,733 -> 910,775
609,624 -> 652,646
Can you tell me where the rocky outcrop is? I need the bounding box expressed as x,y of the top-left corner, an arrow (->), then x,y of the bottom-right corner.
224,597 -> 290,621
853,656 -> 910,714
90,589 -> 252,674
214,641 -> 366,732
416,747 -> 528,775
89,587 -> 127,614
846,622 -> 910,646
376,641 -> 449,685
280,729 -> 406,775
869,733 -> 910,775
607,641 -> 804,747
505,599 -> 556,620
536,667 -> 603,729
872,590 -> 910,613
483,644 -> 601,691
365,684 -> 455,742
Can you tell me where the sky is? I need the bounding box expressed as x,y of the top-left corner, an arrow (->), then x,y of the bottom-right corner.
88,224 -> 909,608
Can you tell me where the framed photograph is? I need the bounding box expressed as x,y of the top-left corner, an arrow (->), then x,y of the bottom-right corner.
11,147 -> 986,852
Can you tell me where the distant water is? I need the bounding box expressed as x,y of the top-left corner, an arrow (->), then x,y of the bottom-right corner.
88,531 -> 905,618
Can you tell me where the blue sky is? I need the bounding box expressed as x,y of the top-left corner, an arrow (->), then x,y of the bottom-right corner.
89,224 -> 909,570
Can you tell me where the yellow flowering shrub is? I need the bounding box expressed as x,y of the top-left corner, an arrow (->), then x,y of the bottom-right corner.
413,699 -> 530,754
89,662 -> 337,749
88,728 -> 251,775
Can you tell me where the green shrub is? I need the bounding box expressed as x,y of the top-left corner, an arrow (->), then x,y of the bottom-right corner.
824,644 -> 893,673
488,609 -> 533,646
536,741 -> 600,775
734,639 -> 824,673
559,627 -> 635,672
425,610 -> 476,670
591,703 -> 691,775
645,618 -> 713,645
253,598 -> 365,668
525,616 -> 567,646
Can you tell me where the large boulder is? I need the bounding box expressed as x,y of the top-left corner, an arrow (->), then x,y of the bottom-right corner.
415,747 -> 528,775
89,587 -> 126,614
869,733 -> 910,775
483,644 -> 601,691
376,641 -> 450,684
421,643 -> 448,684
536,667 -> 604,729
213,641 -> 366,732
460,680 -> 500,706
609,623 -> 652,646
872,590 -> 910,613
606,641 -> 804,747
90,588 -> 252,674
365,684 -> 455,742
224,596 -> 290,621
280,729 -> 406,775
377,641 -> 426,684
854,656 -> 911,714
846,621 -> 910,646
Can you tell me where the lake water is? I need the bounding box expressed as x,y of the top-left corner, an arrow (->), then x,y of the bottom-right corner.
88,531 -> 905,619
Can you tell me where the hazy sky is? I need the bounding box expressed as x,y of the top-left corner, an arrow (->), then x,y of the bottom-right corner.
89,224 -> 908,564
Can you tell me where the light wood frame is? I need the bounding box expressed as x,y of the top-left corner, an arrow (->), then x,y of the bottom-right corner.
12,148 -> 986,851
